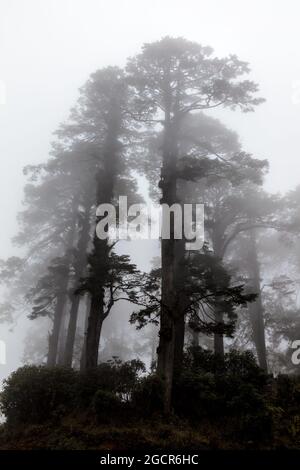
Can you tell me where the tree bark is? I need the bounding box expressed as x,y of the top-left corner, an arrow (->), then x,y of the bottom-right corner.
47,292 -> 67,366
80,295 -> 91,371
84,294 -> 105,369
212,237 -> 225,358
63,295 -> 81,367
173,231 -> 189,376
248,230 -> 268,371
47,199 -> 78,366
63,204 -> 91,367
157,109 -> 179,412
213,310 -> 225,358
173,314 -> 185,375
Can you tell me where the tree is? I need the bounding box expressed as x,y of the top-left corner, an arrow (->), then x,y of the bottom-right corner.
15,142 -> 96,366
127,36 -> 264,412
131,245 -> 256,373
245,229 -> 268,371
58,67 -> 141,369
27,254 -> 72,366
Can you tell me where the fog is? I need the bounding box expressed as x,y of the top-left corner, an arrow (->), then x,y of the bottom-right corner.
1,0 -> 300,383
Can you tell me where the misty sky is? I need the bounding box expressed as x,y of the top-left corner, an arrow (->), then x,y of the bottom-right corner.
0,0 -> 300,379
1,0 -> 300,255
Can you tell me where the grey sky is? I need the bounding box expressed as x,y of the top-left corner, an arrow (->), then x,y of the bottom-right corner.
1,0 -> 300,255
0,0 -> 300,379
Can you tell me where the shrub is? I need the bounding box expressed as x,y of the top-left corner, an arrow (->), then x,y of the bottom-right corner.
0,359 -> 145,425
234,408 -> 273,442
174,347 -> 270,430
173,371 -> 219,420
77,358 -> 145,408
184,347 -> 266,384
276,374 -> 300,410
92,389 -> 123,423
132,374 -> 164,417
0,366 -> 78,424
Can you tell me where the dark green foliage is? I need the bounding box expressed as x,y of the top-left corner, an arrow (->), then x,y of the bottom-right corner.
184,347 -> 265,381
131,375 -> 165,417
77,358 -> 145,407
0,360 -> 145,425
0,366 -> 78,425
27,255 -> 71,320
131,250 -> 256,337
1,357 -> 300,447
92,390 -> 123,423
276,374 -> 300,413
173,348 -> 271,441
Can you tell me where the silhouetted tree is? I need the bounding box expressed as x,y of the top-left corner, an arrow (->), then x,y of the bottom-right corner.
127,36 -> 264,411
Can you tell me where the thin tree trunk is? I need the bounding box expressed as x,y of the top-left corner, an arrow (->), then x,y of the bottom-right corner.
248,230 -> 268,371
173,314 -> 185,375
212,237 -> 225,358
47,293 -> 67,366
56,306 -> 68,365
63,205 -> 91,367
150,326 -> 158,366
47,199 -> 78,366
80,295 -> 91,371
63,295 -> 81,367
157,191 -> 177,413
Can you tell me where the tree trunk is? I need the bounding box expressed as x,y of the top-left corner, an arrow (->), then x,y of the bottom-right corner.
157,309 -> 175,413
249,300 -> 268,371
84,294 -> 105,369
212,237 -> 225,358
150,326 -> 158,367
47,200 -> 78,367
80,295 -> 91,371
157,111 -> 179,412
63,295 -> 81,367
47,292 -> 67,366
248,230 -> 268,371
83,100 -> 120,370
157,194 -> 177,412
56,306 -> 69,365
173,314 -> 185,375
173,217 -> 188,376
63,204 -> 91,367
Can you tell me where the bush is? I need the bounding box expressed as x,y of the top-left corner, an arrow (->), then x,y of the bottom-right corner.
276,374 -> 300,411
77,358 -> 145,408
0,359 -> 145,425
174,347 -> 270,431
173,371 -> 219,420
132,375 -> 164,417
184,347 -> 266,384
92,389 -> 123,423
0,366 -> 78,424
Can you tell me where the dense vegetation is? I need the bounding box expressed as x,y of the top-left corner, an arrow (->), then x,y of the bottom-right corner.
1,350 -> 300,449
1,37 -> 300,450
